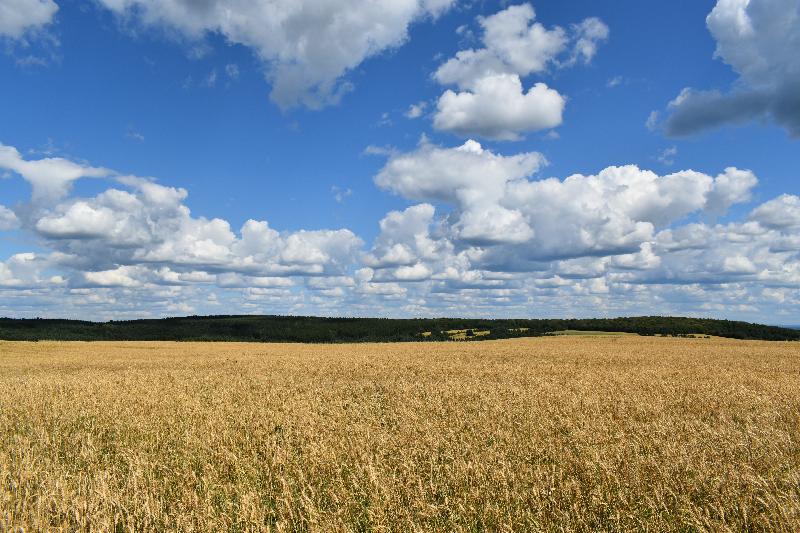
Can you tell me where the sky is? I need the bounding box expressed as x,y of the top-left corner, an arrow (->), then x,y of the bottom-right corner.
0,0 -> 799,322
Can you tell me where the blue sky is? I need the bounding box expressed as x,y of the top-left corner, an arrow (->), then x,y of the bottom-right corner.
1,0 -> 799,322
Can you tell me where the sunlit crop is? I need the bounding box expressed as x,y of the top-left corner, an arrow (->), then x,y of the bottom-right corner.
1,337 -> 798,531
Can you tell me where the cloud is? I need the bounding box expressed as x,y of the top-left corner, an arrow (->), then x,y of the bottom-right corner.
431,3 -> 607,140
434,11 -> 562,89
646,111 -> 660,131
749,194 -> 800,229
362,203 -> 452,274
217,273 -> 293,288
0,143 -> 112,203
0,0 -> 58,39
704,166 -> 757,214
0,252 -> 61,288
375,139 -> 759,263
434,74 -> 565,140
644,216 -> 800,286
96,0 -> 455,109
657,146 -> 677,166
405,101 -> 427,119
225,63 -> 240,81
126,128 -> 145,142
331,186 -> 352,204
434,4 -> 606,89
664,88 -> 773,135
663,0 -> 800,137
1,144 -> 363,299
204,69 -> 218,88
82,265 -> 143,288
566,17 -> 610,66
374,138 -> 546,205
0,205 -> 19,230
35,201 -> 118,238
0,142 -> 797,321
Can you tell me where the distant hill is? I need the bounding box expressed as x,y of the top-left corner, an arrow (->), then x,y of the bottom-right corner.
0,315 -> 798,342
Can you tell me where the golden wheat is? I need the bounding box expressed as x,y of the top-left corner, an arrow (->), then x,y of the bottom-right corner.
1,336 -> 799,532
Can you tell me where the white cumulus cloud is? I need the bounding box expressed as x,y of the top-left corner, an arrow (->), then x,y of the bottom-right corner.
0,141 -> 797,321
431,2 -> 607,140
96,0 -> 455,109
434,73 -> 565,140
375,139 -> 759,263
0,0 -> 58,39
0,143 -> 112,203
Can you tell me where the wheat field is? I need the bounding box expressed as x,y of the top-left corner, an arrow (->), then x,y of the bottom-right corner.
1,337 -> 799,532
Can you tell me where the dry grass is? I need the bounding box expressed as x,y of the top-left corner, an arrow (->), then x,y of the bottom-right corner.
1,337 -> 799,532
544,330 -> 635,336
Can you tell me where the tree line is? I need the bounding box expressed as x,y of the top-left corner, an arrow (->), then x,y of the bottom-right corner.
0,315 -> 797,342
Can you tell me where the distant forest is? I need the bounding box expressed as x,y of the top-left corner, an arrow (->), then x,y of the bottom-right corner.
0,315 -> 798,342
